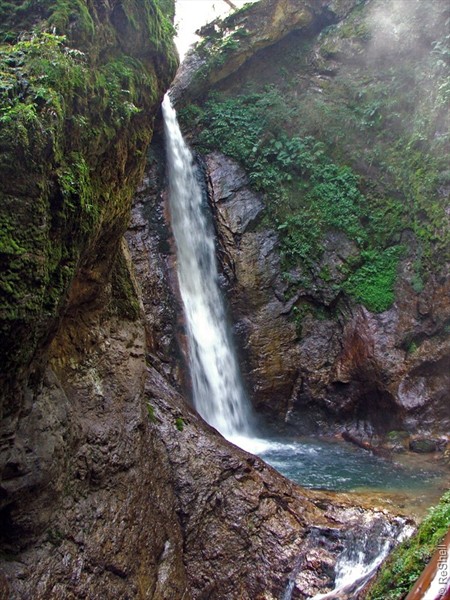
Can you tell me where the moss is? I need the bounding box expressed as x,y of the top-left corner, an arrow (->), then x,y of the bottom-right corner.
47,0 -> 95,41
406,341 -> 419,354
110,246 -> 141,321
386,430 -> 409,441
0,0 -> 94,43
46,527 -> 64,546
342,246 -> 405,313
146,402 -> 157,423
0,0 -> 177,387
367,491 -> 450,599
195,28 -> 245,79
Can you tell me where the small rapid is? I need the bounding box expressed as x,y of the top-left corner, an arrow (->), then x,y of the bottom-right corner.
162,93 -> 254,439
307,521 -> 415,600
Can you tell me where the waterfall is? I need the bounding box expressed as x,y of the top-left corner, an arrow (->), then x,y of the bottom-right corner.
162,93 -> 254,440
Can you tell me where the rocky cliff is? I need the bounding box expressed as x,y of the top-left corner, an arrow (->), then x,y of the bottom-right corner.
0,113 -> 409,599
174,0 -> 450,446
0,0 -> 179,595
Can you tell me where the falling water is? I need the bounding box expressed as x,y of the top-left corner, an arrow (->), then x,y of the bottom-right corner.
162,93 -> 253,439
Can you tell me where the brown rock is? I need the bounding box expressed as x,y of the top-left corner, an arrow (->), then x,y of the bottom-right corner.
205,149 -> 450,438
0,151 -> 412,599
171,0 -> 361,104
207,153 -> 300,417
147,364 -> 410,599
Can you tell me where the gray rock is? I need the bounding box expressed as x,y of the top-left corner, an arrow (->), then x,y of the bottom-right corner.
409,438 -> 439,453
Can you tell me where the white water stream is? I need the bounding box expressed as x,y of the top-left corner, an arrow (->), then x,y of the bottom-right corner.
305,521 -> 414,600
162,93 -> 254,440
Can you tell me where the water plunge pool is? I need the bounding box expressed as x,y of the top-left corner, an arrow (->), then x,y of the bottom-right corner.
230,434 -> 449,516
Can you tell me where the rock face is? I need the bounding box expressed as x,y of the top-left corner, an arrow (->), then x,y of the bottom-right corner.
207,152 -> 450,439
170,0 -> 357,104
0,0 -> 176,401
148,368 -> 409,600
0,292 -> 188,599
0,1 -> 185,596
207,152 -> 300,418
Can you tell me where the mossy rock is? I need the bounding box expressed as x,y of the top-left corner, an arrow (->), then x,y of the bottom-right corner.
0,0 -> 177,403
409,438 -> 439,454
180,0 -> 449,321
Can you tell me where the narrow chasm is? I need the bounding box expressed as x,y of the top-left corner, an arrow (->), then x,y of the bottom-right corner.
1,0 -> 449,599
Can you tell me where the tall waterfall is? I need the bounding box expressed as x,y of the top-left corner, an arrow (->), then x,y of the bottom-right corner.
162,93 -> 254,440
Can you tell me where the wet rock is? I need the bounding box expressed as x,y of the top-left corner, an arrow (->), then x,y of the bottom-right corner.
0,139 -> 412,599
444,444 -> 450,465
0,299 -> 189,598
384,430 -> 410,453
207,153 -> 300,416
147,365 -> 412,599
208,152 -> 264,234
409,438 -> 439,454
125,132 -> 183,384
310,230 -> 360,305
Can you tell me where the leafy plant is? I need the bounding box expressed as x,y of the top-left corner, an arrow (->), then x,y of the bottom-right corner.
343,246 -> 405,312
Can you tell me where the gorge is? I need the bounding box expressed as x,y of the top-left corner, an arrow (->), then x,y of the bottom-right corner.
0,0 -> 449,598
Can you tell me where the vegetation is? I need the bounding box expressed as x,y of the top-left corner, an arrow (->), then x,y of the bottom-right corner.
179,0 -> 449,318
342,246 -> 405,313
0,31 -> 154,312
146,403 -> 157,423
197,27 -> 249,73
0,0 -> 177,378
368,491 -> 450,599
0,0 -> 94,43
180,90 -> 405,312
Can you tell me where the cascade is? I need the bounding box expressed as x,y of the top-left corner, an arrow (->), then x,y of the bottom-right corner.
308,522 -> 402,600
162,93 -> 254,440
294,519 -> 413,600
